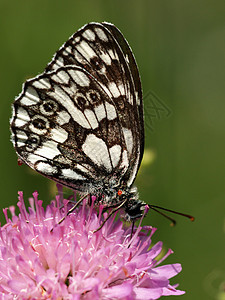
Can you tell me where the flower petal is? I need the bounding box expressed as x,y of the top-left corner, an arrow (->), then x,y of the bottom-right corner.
103,282 -> 133,298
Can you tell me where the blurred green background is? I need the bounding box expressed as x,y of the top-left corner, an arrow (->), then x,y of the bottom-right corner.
1,0 -> 225,299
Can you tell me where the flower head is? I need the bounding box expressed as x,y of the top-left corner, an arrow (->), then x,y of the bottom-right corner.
0,185 -> 185,299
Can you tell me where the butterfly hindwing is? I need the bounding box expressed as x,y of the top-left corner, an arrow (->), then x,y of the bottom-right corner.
12,65 -> 140,192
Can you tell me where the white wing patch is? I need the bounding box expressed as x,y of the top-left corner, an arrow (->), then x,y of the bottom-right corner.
68,68 -> 90,87
108,49 -> 119,61
118,83 -> 126,96
14,107 -> 30,127
14,130 -> 27,147
62,168 -> 86,180
76,164 -> 90,174
109,145 -> 121,168
95,27 -> 108,42
84,109 -> 99,129
53,56 -> 64,70
34,140 -> 61,160
27,153 -> 46,165
51,126 -> 68,143
56,110 -> 71,125
105,102 -> 117,120
82,29 -> 96,41
76,40 -> 97,63
74,36 -> 81,43
99,52 -> 112,65
52,70 -> 70,84
36,161 -> 58,175
107,82 -> 120,98
20,86 -> 41,106
122,127 -> 133,154
82,134 -> 112,171
32,78 -> 51,89
63,45 -> 72,55
127,152 -> 140,187
120,150 -> 129,171
94,103 -> 106,122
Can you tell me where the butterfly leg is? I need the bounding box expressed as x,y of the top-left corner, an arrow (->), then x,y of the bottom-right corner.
51,193 -> 90,231
131,221 -> 135,239
93,198 -> 128,233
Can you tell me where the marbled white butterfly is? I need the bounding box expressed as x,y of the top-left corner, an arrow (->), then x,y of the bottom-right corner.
10,22 -> 146,222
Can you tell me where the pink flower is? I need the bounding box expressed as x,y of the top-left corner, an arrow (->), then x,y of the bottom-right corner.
0,185 -> 185,299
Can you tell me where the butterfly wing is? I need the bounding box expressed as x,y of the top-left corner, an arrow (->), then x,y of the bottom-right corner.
102,22 -> 144,165
11,66 -> 130,191
46,22 -> 144,187
11,22 -> 144,193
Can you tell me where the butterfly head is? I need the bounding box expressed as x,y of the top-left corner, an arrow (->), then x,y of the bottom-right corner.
104,185 -> 146,222
122,187 -> 146,222
124,199 -> 146,222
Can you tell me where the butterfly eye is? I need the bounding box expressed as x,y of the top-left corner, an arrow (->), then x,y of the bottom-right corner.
118,190 -> 123,196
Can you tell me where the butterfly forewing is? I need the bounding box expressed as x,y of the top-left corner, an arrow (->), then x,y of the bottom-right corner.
102,23 -> 144,167
11,22 -> 144,214
46,22 -> 143,186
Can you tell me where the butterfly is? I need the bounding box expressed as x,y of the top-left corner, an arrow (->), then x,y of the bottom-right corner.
10,22 -> 146,223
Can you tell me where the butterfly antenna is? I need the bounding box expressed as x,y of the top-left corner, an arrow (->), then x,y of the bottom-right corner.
150,206 -> 176,226
93,198 -> 128,233
149,204 -> 195,226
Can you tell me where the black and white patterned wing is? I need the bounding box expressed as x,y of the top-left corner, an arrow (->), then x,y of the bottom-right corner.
45,22 -> 144,187
11,22 -> 144,194
11,66 -> 131,191
102,22 -> 144,167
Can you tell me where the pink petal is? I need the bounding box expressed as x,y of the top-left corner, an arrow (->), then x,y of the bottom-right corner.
154,264 -> 182,279
103,282 -> 133,298
134,286 -> 163,299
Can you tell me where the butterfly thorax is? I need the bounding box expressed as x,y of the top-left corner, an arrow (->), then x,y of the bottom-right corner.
92,182 -> 146,221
